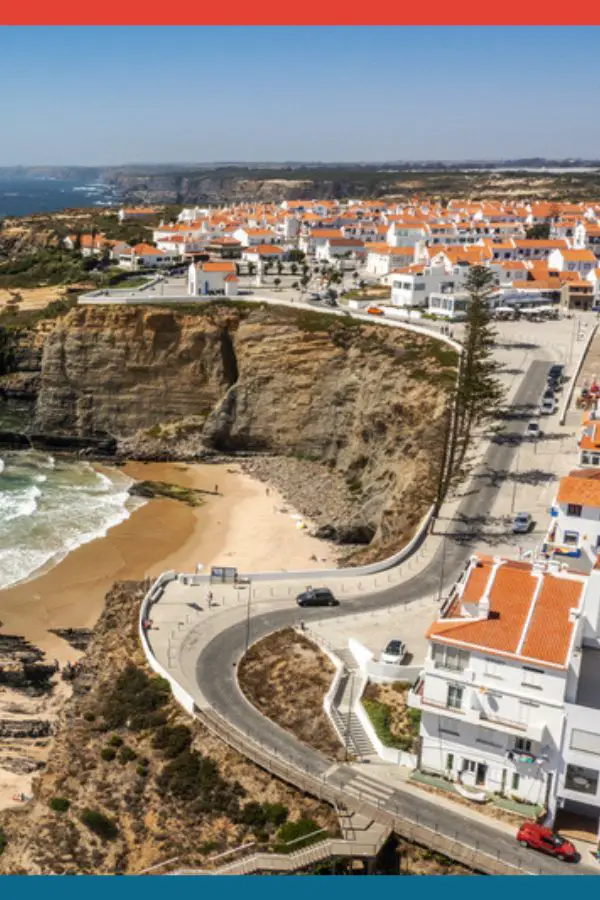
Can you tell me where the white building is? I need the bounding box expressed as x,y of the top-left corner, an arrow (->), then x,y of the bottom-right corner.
390,263 -> 469,310
117,243 -> 178,270
232,227 -> 278,248
316,238 -> 365,263
544,469 -> 600,563
409,553 -> 593,826
188,260 -> 238,296
365,244 -> 416,278
548,248 -> 597,275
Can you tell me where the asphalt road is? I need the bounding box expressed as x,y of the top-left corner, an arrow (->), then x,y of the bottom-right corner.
193,357 -> 600,874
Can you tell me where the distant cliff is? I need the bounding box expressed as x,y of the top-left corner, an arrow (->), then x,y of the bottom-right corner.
0,303 -> 456,560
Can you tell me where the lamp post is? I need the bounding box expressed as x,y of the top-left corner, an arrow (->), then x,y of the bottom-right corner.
244,579 -> 252,655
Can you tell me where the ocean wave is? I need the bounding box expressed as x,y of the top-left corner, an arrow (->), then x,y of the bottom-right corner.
0,455 -> 141,590
0,484 -> 41,522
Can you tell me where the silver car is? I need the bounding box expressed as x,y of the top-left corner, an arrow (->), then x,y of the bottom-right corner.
512,512 -> 532,534
380,639 -> 407,665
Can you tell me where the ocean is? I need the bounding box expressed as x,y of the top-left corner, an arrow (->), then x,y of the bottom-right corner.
0,450 -> 142,590
0,177 -> 120,218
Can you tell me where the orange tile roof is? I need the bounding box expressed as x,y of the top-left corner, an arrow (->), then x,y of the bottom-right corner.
243,244 -> 284,255
426,556 -> 584,668
199,261 -> 237,273
560,249 -> 597,262
557,469 -> 600,506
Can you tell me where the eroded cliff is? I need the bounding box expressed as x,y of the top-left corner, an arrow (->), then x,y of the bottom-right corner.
0,303 -> 456,560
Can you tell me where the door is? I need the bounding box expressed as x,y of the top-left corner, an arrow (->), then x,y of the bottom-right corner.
500,769 -> 507,795
475,763 -> 487,786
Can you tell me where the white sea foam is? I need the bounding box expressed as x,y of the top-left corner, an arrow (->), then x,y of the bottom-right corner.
0,452 -> 140,590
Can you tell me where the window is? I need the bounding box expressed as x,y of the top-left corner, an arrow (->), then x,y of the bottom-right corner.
518,700 -> 539,724
439,716 -> 459,735
567,504 -> 583,517
570,729 -> 600,756
446,753 -> 454,772
563,531 -> 579,546
515,738 -> 532,753
447,684 -> 463,710
582,453 -> 590,464
462,759 -> 476,773
477,727 -> 502,747
522,666 -> 544,690
511,772 -> 520,792
485,658 -> 506,679
565,764 -> 599,795
432,644 -> 470,672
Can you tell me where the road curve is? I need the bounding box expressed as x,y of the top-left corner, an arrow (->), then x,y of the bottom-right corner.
191,356 -> 599,875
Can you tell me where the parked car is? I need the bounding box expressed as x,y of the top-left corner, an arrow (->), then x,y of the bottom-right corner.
526,421 -> 542,439
547,364 -> 565,384
367,306 -> 384,316
542,388 -> 555,402
512,512 -> 532,534
296,587 -> 338,608
380,639 -> 407,665
540,397 -> 557,415
516,822 -> 578,862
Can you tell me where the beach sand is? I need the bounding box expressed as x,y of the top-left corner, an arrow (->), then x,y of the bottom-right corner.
0,460 -> 336,662
0,459 -> 337,808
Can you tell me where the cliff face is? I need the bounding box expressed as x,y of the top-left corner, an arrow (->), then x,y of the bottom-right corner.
0,303 -> 455,559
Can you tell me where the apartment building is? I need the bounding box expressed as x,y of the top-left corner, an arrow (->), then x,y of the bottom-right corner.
409,547 -> 600,834
543,469 -> 600,563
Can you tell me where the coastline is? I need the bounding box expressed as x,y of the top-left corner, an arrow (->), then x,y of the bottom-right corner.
0,459 -> 338,662
0,457 -> 337,810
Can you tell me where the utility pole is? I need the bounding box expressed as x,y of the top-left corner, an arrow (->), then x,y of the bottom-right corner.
244,580 -> 252,654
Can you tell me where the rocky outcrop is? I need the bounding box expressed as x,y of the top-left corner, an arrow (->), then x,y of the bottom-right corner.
0,303 -> 456,561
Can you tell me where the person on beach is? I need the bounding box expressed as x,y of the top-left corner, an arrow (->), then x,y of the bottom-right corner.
266,487 -> 270,496
207,591 -> 214,606
215,484 -> 219,494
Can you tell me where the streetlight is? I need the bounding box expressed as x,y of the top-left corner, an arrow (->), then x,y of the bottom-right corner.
511,442 -> 521,514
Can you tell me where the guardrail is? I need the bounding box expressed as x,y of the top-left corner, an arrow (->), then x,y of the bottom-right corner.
560,322 -> 598,425
193,705 -> 536,876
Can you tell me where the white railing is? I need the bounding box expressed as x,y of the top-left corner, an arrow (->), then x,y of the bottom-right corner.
560,322 -> 598,425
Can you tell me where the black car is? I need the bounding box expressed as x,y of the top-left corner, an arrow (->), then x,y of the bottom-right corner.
296,587 -> 338,607
547,364 -> 564,383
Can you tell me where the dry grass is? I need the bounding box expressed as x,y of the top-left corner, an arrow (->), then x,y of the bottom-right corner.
238,628 -> 345,760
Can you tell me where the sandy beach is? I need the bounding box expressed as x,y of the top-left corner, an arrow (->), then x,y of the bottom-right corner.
0,459 -> 337,661
0,458 -> 337,808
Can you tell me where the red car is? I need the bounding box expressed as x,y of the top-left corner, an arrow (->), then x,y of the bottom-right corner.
516,821 -> 578,862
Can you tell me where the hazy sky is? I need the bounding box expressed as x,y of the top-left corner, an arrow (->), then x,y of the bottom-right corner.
0,26 -> 598,165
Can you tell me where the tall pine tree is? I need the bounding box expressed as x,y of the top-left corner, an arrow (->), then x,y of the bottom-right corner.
439,265 -> 505,500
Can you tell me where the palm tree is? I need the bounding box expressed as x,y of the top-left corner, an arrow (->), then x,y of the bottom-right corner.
291,263 -> 298,276
248,262 -> 256,277
274,277 -> 281,291
276,260 -> 283,276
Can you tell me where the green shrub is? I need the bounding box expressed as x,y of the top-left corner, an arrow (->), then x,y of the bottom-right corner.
240,801 -> 267,830
83,711 -> 96,722
152,724 -> 193,759
49,797 -> 70,813
263,802 -> 289,827
136,765 -> 149,777
109,735 -> 124,747
275,819 -> 323,852
0,827 -> 6,855
118,746 -> 137,764
199,841 -> 220,854
101,747 -> 117,762
157,749 -> 245,816
362,699 -> 413,750
80,809 -> 119,841
102,664 -> 170,730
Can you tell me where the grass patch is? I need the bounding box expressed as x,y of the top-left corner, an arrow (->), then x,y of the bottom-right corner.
49,797 -> 70,813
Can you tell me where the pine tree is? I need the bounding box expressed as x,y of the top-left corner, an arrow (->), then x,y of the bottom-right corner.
440,265 -> 505,499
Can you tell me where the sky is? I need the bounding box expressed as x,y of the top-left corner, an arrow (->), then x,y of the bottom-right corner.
0,26 -> 598,165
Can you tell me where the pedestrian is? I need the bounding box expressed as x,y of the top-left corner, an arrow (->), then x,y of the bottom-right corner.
207,590 -> 213,604
214,484 -> 219,494
266,487 -> 270,496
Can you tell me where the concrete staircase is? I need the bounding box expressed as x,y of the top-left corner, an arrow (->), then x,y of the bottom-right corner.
174,814 -> 391,875
329,657 -> 376,759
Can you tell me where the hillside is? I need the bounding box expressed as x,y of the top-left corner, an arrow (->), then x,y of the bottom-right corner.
0,302 -> 455,561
